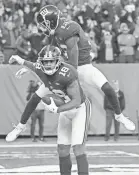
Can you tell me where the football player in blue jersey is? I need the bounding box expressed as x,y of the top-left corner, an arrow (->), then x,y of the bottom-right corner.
6,45 -> 91,175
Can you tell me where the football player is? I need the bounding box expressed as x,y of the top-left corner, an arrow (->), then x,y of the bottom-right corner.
6,45 -> 91,175
15,5 -> 135,133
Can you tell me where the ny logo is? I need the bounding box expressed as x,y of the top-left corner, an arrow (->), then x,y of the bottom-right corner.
40,8 -> 49,17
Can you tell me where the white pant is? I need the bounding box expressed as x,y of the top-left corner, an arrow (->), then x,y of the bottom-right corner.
77,64 -> 108,91
36,85 -> 91,146
57,97 -> 91,146
35,64 -> 107,145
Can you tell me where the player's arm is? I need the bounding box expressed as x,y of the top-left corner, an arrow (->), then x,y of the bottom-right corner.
9,55 -> 38,72
57,79 -> 81,113
23,60 -> 36,71
20,84 -> 48,124
65,36 -> 79,69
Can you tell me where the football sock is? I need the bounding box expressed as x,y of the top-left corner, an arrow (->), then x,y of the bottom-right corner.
18,123 -> 26,128
76,154 -> 89,175
59,154 -> 72,175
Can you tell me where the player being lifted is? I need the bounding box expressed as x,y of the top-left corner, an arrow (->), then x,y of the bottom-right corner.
7,45 -> 92,175
12,5 -> 135,133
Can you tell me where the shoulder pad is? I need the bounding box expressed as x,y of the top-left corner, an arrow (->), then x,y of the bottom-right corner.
61,20 -> 80,41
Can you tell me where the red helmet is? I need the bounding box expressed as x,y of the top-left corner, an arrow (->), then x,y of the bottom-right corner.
36,5 -> 60,36
38,45 -> 62,75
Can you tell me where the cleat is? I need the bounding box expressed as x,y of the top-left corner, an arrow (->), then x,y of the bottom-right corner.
5,123 -> 26,142
115,114 -> 135,131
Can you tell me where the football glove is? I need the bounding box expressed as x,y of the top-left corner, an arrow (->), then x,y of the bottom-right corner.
9,55 -> 24,65
43,97 -> 58,114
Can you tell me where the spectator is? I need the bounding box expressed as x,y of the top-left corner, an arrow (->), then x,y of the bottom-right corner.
88,30 -> 98,60
24,5 -> 35,28
28,22 -> 46,62
2,17 -> 16,63
97,28 -> 119,63
15,28 -> 32,61
133,16 -> 139,62
117,22 -> 136,63
26,80 -> 45,142
104,80 -> 125,141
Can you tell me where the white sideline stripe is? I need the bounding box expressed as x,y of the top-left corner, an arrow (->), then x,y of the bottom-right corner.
1,142 -> 139,148
105,168 -> 139,172
0,173 -> 138,175
0,165 -> 4,169
1,164 -> 139,173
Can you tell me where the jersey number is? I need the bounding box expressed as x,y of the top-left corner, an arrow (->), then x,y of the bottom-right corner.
61,21 -> 70,30
34,62 -> 41,69
59,67 -> 69,76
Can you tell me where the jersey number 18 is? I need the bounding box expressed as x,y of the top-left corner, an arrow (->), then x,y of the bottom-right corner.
59,67 -> 69,76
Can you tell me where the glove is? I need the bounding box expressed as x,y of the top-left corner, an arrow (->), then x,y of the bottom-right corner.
42,97 -> 58,114
15,68 -> 29,79
9,55 -> 25,65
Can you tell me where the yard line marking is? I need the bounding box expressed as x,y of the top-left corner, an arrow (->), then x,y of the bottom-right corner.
0,142 -> 139,148
0,165 -> 4,169
1,164 -> 139,173
0,150 -> 138,159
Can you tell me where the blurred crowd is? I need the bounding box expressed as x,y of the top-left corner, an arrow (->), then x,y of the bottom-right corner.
1,0 -> 139,64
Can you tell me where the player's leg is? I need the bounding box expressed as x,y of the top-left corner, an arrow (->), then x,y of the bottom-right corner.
78,64 -> 135,131
20,84 -> 51,124
72,98 -> 91,175
77,64 -> 108,97
6,84 -> 51,142
57,113 -> 72,175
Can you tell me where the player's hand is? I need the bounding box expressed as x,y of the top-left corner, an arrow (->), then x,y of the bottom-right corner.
43,97 -> 58,113
9,55 -> 24,65
15,68 -> 29,79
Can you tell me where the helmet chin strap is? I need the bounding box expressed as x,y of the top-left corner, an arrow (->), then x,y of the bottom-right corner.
50,10 -> 60,35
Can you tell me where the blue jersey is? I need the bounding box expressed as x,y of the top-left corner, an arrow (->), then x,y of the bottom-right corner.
51,18 -> 92,66
25,61 -> 85,103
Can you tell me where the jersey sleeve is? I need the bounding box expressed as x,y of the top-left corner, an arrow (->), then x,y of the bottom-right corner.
62,21 -> 80,41
24,60 -> 47,83
24,60 -> 40,73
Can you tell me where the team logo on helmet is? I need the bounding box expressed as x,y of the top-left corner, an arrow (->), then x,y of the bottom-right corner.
36,5 -> 60,36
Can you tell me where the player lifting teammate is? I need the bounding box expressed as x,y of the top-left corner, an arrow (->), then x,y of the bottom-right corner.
6,45 -> 91,175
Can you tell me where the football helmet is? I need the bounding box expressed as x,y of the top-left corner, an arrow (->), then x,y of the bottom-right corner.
36,5 -> 60,36
38,45 -> 62,75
